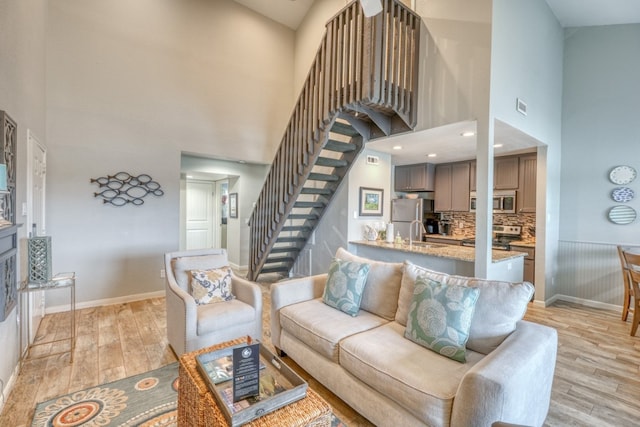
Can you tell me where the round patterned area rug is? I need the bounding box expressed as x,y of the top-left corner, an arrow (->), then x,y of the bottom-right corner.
31,363 -> 179,427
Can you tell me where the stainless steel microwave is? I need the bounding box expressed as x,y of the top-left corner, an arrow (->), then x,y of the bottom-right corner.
469,190 -> 516,214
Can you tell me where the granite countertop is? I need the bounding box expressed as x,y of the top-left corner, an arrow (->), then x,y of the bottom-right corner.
351,240 -> 526,263
425,234 -> 537,248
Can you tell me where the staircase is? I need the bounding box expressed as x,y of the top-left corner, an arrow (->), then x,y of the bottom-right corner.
248,0 -> 421,281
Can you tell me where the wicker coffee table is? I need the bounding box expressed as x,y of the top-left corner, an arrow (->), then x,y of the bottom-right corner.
178,338 -> 332,427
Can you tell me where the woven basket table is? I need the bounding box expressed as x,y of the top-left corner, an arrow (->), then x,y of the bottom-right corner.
178,338 -> 332,427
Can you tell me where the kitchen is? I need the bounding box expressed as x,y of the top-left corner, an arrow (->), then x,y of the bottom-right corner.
351,130 -> 538,283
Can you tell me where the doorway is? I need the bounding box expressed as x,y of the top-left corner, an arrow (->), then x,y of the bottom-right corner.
24,129 -> 47,345
184,177 -> 230,250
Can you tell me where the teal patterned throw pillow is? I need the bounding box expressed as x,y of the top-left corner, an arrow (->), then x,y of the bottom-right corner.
404,276 -> 480,362
322,258 -> 371,316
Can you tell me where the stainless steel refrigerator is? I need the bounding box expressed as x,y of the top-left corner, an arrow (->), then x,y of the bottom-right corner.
391,198 -> 426,241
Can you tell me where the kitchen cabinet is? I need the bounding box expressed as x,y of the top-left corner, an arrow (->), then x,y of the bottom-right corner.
517,154 -> 537,213
434,162 -> 470,211
494,156 -> 519,189
394,163 -> 435,192
511,245 -> 535,284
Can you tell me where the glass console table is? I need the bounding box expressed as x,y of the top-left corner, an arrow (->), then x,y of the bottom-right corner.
19,272 -> 76,363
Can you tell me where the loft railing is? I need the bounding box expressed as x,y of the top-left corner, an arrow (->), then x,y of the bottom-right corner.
248,0 -> 421,280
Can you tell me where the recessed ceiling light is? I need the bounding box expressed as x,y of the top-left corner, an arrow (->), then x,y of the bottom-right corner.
186,175 -> 193,179
493,143 -> 503,148
427,153 -> 437,158
392,145 -> 403,150
461,131 -> 475,137
238,160 -> 246,164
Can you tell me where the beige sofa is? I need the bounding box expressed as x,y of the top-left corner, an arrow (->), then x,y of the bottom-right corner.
270,248 -> 557,427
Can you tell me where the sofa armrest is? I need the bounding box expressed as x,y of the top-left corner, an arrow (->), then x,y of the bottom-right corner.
270,274 -> 328,349
451,320 -> 558,427
232,275 -> 263,341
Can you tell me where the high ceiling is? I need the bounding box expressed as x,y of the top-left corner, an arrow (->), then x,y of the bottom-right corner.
233,0 -> 640,30
232,0 -> 640,164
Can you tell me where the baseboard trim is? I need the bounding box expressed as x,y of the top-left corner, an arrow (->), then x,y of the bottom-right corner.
0,361 -> 20,414
549,294 -> 621,312
45,290 -> 166,314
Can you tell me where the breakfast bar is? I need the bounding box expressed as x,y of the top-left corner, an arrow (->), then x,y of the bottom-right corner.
349,240 -> 526,282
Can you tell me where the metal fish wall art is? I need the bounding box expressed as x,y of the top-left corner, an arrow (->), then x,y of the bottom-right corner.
91,172 -> 164,206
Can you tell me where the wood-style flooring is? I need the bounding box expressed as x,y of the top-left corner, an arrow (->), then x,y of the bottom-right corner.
1,292 -> 639,426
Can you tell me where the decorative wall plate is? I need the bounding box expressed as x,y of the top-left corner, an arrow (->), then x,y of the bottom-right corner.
611,187 -> 635,203
608,205 -> 637,225
609,165 -> 637,185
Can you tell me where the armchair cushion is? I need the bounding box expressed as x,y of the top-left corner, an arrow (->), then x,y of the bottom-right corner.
172,253 -> 229,290
190,267 -> 234,305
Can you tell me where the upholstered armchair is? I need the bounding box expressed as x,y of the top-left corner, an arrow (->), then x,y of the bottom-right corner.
164,248 -> 263,355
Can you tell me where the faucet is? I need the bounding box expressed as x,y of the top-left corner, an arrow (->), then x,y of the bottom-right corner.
409,220 -> 427,246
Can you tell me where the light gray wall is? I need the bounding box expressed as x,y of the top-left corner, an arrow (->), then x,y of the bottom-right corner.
556,24 -> 640,305
490,0 -> 564,301
0,0 -> 47,405
45,0 -> 295,308
414,0 -> 493,130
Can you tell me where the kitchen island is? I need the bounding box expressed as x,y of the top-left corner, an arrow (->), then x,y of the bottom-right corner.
349,240 -> 526,282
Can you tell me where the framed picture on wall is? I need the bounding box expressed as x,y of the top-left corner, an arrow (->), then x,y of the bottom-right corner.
359,187 -> 383,216
229,193 -> 238,218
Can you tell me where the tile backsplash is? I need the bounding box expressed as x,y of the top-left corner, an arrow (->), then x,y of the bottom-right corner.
439,212 -> 536,241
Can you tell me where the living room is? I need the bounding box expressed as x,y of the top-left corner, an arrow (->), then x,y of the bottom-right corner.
1,0 -> 640,425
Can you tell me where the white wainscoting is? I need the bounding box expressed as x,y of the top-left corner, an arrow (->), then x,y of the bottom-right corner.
556,240 -> 623,307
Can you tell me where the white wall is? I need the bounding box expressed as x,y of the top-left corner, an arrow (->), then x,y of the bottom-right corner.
45,0 -> 295,308
414,0 -> 493,130
0,0 -> 47,407
490,0 -> 564,301
556,24 -> 640,304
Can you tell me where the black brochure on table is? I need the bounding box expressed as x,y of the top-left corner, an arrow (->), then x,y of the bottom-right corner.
232,342 -> 260,402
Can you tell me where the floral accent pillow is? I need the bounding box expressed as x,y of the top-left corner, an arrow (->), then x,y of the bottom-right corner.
190,267 -> 234,305
322,258 -> 371,316
404,276 -> 479,362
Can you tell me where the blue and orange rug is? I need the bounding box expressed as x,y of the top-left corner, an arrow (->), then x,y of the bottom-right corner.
31,363 -> 346,426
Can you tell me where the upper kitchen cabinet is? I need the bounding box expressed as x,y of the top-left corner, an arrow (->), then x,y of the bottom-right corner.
394,163 -> 435,192
472,156 -> 519,191
494,156 -> 519,189
517,153 -> 537,213
434,162 -> 470,211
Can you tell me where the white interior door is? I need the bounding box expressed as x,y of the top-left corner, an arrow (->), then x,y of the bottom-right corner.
186,180 -> 216,249
26,129 -> 47,344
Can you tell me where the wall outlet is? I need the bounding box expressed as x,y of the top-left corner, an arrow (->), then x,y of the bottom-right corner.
160,269 -> 165,278
458,221 -> 464,229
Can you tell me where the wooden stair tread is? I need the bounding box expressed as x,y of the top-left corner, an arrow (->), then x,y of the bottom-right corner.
308,173 -> 339,182
316,157 -> 348,168
330,121 -> 359,136
325,139 -> 357,153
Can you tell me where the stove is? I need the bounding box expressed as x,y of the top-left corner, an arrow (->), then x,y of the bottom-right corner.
461,225 -> 522,251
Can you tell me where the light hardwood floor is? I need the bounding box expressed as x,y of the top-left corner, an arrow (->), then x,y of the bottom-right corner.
1,292 -> 639,426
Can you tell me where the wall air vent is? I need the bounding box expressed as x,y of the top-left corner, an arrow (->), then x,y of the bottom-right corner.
366,155 -> 380,165
516,98 -> 527,116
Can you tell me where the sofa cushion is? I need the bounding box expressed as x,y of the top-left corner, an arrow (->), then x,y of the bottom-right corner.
397,261 -> 534,354
197,299 -> 256,335
339,322 -> 484,427
279,299 -> 388,362
322,257 -> 370,316
404,277 -> 479,362
190,267 -> 234,305
335,247 -> 403,320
